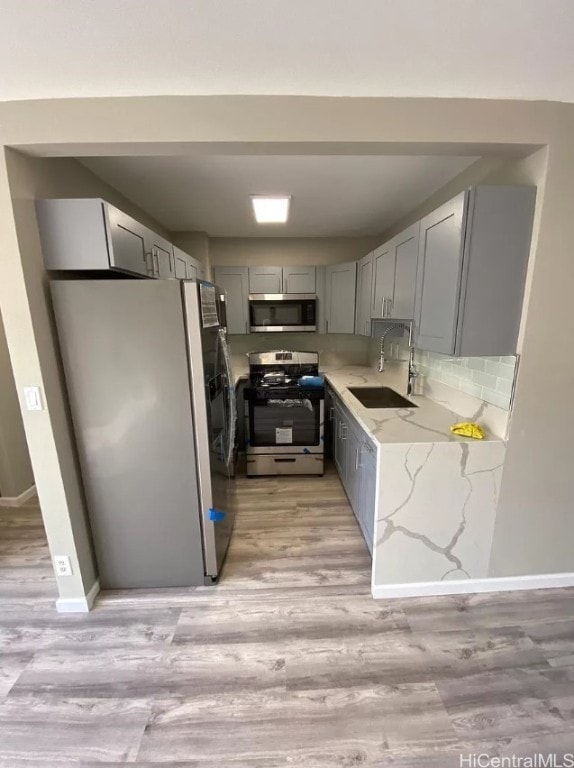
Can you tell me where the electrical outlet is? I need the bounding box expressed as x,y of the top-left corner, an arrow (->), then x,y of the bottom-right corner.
23,386 -> 44,411
54,555 -> 73,577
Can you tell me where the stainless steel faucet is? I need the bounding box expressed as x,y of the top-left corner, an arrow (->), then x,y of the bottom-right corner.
378,322 -> 406,372
378,320 -> 419,396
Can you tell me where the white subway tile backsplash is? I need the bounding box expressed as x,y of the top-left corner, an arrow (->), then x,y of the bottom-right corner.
414,349 -> 517,411
472,370 -> 498,390
485,360 -> 516,380
465,358 -> 487,372
480,388 -> 512,410
496,377 -> 513,396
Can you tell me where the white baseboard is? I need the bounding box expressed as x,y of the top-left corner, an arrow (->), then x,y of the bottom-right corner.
0,484 -> 37,507
372,572 -> 574,599
55,580 -> 100,613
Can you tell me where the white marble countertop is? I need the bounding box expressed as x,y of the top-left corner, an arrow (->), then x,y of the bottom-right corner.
324,364 -> 503,446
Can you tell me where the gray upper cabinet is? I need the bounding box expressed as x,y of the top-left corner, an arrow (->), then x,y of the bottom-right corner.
173,246 -> 199,281
372,241 -> 395,320
106,205 -> 150,277
36,198 -> 183,281
371,223 -> 419,321
282,266 -> 316,293
213,266 -> 250,335
37,198 -> 148,278
149,237 -> 174,280
415,185 -> 535,356
174,248 -> 188,280
355,253 -> 374,337
391,223 -> 420,319
415,193 -> 466,354
248,266 -> 282,294
325,261 -> 357,334
248,265 -> 316,294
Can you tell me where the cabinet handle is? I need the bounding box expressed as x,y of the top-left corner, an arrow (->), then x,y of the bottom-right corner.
152,249 -> 159,277
355,446 -> 361,470
144,251 -> 153,277
341,424 -> 347,440
326,319 -> 329,334
329,407 -> 334,421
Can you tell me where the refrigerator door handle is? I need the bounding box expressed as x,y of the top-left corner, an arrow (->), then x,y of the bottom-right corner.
218,328 -> 237,468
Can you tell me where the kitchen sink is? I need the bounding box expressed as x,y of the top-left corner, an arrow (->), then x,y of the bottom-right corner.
347,386 -> 417,409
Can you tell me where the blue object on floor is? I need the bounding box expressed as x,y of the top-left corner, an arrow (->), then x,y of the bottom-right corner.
209,508 -> 226,522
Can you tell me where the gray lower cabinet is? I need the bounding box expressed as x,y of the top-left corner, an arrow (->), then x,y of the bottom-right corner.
329,388 -> 377,556
333,401 -> 347,480
415,185 -> 536,356
213,266 -> 250,335
325,261 -> 357,334
248,265 -> 316,294
355,253 -> 373,337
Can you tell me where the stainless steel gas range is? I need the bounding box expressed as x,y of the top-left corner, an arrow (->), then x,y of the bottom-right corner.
245,351 -> 324,476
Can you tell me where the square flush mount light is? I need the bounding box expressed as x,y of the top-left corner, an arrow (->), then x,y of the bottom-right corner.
251,195 -> 291,224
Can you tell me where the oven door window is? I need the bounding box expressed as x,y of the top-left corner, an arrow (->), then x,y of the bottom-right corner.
249,397 -> 320,446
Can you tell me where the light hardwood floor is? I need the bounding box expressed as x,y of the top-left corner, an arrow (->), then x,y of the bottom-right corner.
1,467 -> 573,765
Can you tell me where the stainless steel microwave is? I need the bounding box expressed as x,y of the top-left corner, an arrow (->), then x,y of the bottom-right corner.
249,294 -> 317,332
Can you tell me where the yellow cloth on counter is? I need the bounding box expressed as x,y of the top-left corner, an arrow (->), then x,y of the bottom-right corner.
450,422 -> 485,440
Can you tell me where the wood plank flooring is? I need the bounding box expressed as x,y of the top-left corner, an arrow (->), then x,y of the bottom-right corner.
1,467 -> 573,765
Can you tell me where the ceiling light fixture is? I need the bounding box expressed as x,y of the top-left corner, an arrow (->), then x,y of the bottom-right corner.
251,195 -> 291,224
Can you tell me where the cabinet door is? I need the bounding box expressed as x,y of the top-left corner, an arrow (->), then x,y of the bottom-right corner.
372,242 -> 395,319
106,206 -> 150,277
415,192 -> 466,354
151,241 -> 174,280
344,424 -> 361,519
174,249 -> 187,280
355,253 -> 373,336
186,261 -> 198,280
248,266 -> 282,294
324,387 -> 334,459
391,223 -> 419,319
359,445 -> 376,555
282,266 -> 316,293
213,267 -> 249,335
333,405 -> 347,481
325,261 -> 357,334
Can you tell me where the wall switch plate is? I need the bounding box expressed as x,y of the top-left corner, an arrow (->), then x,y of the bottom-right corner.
23,386 -> 44,411
54,555 -> 73,576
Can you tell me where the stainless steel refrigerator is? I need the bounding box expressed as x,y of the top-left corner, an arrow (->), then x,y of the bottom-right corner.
50,278 -> 237,589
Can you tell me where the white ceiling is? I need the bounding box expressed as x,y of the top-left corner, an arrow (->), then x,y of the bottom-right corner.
1,0 -> 573,102
81,154 -> 478,237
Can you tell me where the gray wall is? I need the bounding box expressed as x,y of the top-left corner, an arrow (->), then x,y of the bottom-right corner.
208,235 -> 380,268
0,309 -> 34,499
